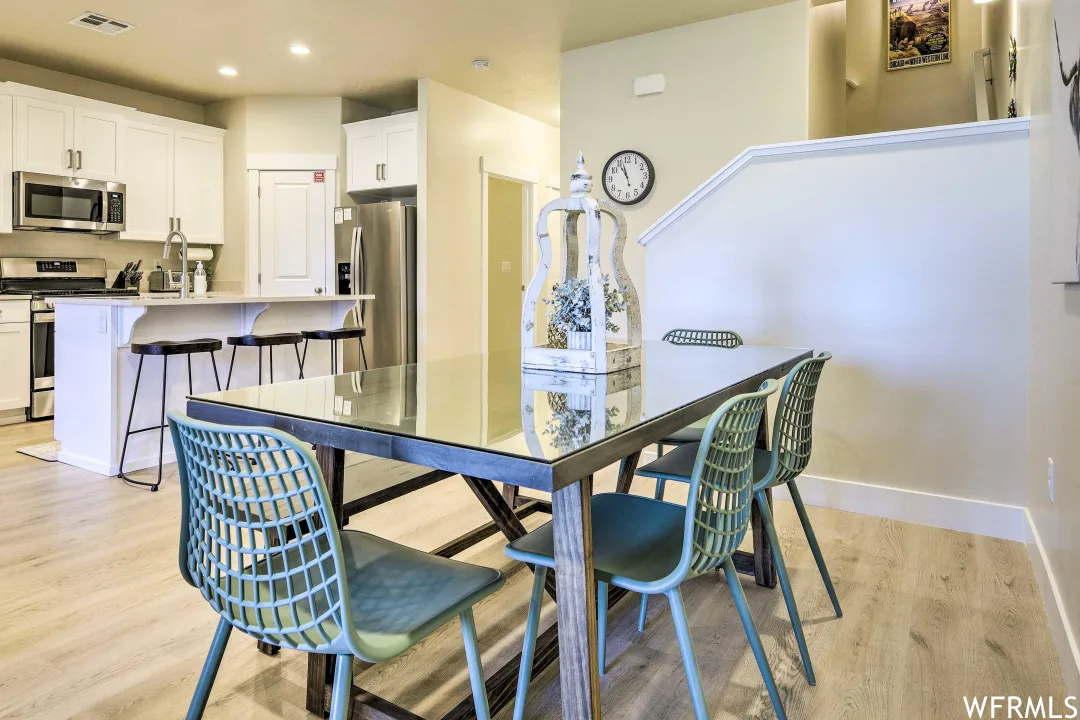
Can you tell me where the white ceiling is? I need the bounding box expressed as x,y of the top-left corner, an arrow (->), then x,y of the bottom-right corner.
0,1 -> 791,126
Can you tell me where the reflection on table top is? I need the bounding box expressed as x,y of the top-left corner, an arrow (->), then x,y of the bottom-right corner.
190,343 -> 812,463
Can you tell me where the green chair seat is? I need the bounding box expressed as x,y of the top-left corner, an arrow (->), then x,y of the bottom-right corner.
658,418 -> 709,446
638,444 -> 774,487
506,493 -> 685,589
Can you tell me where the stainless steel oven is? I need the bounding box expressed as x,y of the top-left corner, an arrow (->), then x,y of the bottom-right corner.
13,172 -> 126,234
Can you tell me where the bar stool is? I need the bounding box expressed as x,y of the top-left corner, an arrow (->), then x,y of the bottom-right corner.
224,332 -> 304,389
118,338 -> 222,492
300,327 -> 367,375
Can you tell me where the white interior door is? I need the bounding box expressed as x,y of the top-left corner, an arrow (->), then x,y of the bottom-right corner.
258,171 -> 329,297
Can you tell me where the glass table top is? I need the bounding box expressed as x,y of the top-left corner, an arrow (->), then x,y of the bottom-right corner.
190,342 -> 811,463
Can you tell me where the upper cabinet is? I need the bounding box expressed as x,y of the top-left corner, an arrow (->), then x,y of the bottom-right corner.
345,111 -> 418,193
13,89 -> 124,181
0,94 -> 12,234
0,83 -> 226,243
121,115 -> 224,245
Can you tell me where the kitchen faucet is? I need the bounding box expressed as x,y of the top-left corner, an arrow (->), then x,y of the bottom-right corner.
163,217 -> 189,299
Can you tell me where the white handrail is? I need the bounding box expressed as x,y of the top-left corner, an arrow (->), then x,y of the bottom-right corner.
637,117 -> 1031,246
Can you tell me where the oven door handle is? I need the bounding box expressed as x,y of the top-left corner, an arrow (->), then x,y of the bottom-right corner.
33,313 -> 55,323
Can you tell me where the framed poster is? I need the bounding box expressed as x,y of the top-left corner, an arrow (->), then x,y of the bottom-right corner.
887,0 -> 952,71
1052,2 -> 1080,282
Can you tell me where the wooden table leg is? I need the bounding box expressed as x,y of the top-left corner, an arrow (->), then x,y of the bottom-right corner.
614,451 -> 641,494
306,445 -> 348,717
551,476 -> 601,720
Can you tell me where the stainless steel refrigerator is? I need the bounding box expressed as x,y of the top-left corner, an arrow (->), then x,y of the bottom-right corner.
334,201 -> 417,370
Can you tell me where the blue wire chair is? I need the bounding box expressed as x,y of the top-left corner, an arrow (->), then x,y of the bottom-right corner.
505,381 -> 787,720
635,352 -> 840,687
168,412 -> 504,720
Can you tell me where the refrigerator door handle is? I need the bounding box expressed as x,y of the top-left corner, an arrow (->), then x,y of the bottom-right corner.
398,211 -> 408,364
357,227 -> 367,326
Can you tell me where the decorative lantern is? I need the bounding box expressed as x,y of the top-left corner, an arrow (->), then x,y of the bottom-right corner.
521,153 -> 642,374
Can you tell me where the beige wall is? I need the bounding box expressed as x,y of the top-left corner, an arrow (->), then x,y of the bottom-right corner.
486,176 -> 524,352
1022,0 -> 1080,691
560,1 -> 811,324
846,0 -> 983,133
0,57 -> 203,123
204,96 -> 386,289
809,1 -> 847,139
417,78 -> 559,361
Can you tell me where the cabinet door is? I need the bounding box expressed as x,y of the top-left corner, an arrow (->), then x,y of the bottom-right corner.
257,171 -> 329,297
383,117 -> 417,188
74,108 -> 124,181
15,96 -> 74,176
120,121 -> 173,241
0,322 -> 30,411
347,127 -> 383,192
174,129 -> 224,245
0,95 -> 12,234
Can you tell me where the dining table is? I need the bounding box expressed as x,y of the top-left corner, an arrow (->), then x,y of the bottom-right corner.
185,341 -> 813,720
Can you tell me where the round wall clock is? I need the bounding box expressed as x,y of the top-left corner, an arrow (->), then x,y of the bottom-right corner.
602,150 -> 654,205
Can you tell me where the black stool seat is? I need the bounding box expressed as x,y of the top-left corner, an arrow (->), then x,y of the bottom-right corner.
131,338 -> 223,356
227,332 -> 303,348
302,327 -> 366,341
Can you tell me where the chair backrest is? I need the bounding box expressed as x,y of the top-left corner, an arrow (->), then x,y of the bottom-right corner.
767,352 -> 832,487
168,412 -> 356,656
672,380 -> 777,581
662,328 -> 743,348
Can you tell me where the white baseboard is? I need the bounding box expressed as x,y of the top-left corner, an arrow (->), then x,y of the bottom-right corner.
637,450 -> 1027,541
772,473 -> 1028,542
1026,510 -> 1080,695
57,448 -> 174,477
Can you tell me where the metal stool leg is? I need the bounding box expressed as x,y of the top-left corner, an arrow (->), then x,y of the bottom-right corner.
225,345 -> 237,390
269,346 -> 274,383
209,351 -> 221,391
294,343 -> 304,379
331,339 -> 337,375
258,347 -> 263,385
300,339 -> 309,375
154,355 -> 169,490
117,355 -> 145,484
359,337 -> 368,370
187,352 -> 193,395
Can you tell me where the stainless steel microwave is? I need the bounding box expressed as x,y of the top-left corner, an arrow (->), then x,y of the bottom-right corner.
13,172 -> 126,234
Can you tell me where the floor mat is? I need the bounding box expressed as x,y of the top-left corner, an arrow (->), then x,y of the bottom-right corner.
16,440 -> 60,462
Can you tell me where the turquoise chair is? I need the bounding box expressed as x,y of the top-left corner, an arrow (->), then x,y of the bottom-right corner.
635,352 -> 841,688
506,381 -> 787,720
168,412 -> 504,720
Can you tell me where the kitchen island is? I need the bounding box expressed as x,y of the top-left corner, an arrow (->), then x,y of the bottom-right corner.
51,294 -> 373,476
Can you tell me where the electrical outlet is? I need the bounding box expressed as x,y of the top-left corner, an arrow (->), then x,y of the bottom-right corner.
98,309 -> 108,335
1048,458 -> 1055,503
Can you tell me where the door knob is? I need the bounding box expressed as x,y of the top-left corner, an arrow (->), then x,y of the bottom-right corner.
315,287 -> 323,295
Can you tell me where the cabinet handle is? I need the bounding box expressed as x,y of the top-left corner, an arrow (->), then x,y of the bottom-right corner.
315,287 -> 323,295
67,149 -> 73,169
382,163 -> 387,181
376,163 -> 382,181
76,150 -> 82,171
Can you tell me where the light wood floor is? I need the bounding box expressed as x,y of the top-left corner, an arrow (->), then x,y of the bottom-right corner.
0,421 -> 1065,719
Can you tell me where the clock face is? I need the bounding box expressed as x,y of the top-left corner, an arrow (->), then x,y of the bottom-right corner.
602,151 -> 654,205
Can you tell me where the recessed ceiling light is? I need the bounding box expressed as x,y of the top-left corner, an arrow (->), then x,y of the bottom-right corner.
290,44 -> 311,55
473,59 -> 491,71
218,66 -> 238,77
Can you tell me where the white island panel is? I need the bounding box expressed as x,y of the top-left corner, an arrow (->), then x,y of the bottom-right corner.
53,295 -> 372,476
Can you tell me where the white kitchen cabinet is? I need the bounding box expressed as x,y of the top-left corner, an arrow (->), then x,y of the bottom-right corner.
73,107 -> 124,181
345,111 -> 418,192
383,118 -> 418,187
120,118 -> 223,245
121,119 -> 174,241
347,125 -> 382,192
174,128 -> 224,245
15,95 -> 74,176
0,306 -> 30,412
14,94 -> 124,180
0,94 -> 12,234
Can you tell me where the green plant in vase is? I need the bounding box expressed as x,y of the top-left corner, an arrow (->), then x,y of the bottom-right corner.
543,275 -> 626,350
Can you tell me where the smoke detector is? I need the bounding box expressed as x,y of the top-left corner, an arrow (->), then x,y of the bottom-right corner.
68,12 -> 134,36
473,60 -> 491,71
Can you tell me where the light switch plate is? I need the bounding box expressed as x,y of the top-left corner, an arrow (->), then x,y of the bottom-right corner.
501,261 -> 511,273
